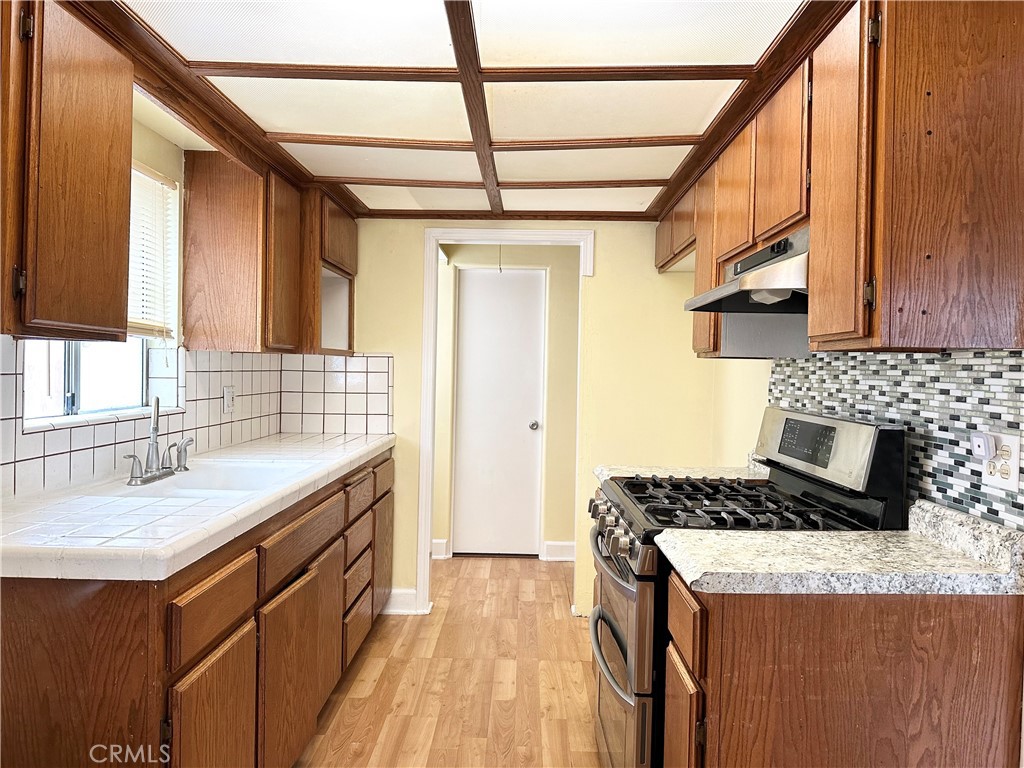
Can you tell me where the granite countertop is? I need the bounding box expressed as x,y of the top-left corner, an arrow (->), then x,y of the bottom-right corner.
657,501 -> 1024,595
0,432 -> 395,581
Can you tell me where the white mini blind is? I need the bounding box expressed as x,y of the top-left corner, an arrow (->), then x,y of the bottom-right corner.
128,166 -> 179,339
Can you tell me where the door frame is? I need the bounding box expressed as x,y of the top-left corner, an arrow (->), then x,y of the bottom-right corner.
413,228 -> 594,614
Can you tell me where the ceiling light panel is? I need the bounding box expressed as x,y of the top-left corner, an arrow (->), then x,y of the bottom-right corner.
347,186 -> 491,211
280,144 -> 484,183
500,187 -> 663,212
209,78 -> 472,140
486,81 -> 740,141
474,0 -> 802,67
122,1 -> 455,66
494,146 -> 691,182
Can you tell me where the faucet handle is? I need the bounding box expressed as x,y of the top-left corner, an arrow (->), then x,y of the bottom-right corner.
176,437 -> 195,472
161,442 -> 178,471
123,454 -> 143,484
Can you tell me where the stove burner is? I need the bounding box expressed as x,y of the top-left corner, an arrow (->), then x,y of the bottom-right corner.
622,475 -> 869,532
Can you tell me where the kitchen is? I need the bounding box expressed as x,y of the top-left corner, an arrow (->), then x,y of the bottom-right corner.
1,1 -> 1023,767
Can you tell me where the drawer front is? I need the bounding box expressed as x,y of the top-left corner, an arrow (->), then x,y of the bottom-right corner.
373,458 -> 395,498
169,550 -> 258,673
344,509 -> 373,568
346,471 -> 375,525
668,571 -> 707,679
344,586 -> 373,667
344,548 -> 373,612
258,491 -> 345,595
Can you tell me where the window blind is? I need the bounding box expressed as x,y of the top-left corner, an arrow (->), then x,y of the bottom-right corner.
127,166 -> 179,339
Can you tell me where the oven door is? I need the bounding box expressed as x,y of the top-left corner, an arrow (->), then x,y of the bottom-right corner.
591,605 -> 654,768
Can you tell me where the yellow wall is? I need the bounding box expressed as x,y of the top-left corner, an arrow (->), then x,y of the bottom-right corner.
131,119 -> 185,183
354,219 -> 771,611
432,244 -> 580,549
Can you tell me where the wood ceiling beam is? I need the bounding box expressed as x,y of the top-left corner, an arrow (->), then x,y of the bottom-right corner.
480,65 -> 756,82
363,209 -> 658,221
648,0 -> 856,218
444,1 -> 503,214
268,133 -> 700,152
267,133 -> 477,152
492,136 -> 701,152
314,177 -> 668,190
315,177 -> 485,189
189,62 -> 461,81
499,179 -> 669,190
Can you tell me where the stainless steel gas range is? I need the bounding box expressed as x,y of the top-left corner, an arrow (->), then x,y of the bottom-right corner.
588,407 -> 906,768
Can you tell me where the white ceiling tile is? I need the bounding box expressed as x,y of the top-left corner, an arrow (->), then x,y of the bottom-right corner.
495,146 -> 691,182
123,1 -> 455,66
208,78 -> 472,140
475,1 -> 802,67
133,89 -> 213,151
280,144 -> 484,183
500,187 -> 663,212
486,81 -> 740,140
347,186 -> 491,211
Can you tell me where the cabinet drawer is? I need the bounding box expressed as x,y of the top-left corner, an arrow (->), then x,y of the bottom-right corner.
258,492 -> 345,595
345,507 -> 373,567
373,458 -> 395,498
169,550 -> 258,673
346,471 -> 375,525
344,549 -> 373,612
344,587 -> 373,667
668,571 -> 707,678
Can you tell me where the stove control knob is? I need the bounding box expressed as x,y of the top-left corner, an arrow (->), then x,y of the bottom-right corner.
597,513 -> 616,532
588,499 -> 606,519
612,533 -> 633,558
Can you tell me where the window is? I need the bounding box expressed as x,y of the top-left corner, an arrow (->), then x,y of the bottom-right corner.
23,166 -> 180,420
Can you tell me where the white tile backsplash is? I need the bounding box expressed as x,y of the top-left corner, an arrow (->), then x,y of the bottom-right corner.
1,337 -> 394,497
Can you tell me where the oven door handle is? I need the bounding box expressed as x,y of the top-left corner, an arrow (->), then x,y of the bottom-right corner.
590,605 -> 635,708
590,526 -> 637,598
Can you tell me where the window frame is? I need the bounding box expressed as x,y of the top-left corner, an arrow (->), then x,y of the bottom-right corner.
60,338 -> 150,417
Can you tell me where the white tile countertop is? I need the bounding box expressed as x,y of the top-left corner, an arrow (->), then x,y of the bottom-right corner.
0,432 -> 395,581
657,500 -> 1024,595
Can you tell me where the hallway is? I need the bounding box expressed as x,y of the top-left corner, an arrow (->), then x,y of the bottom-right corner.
298,557 -> 600,767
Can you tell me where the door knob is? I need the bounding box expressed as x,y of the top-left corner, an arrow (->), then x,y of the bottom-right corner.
529,421 -> 539,430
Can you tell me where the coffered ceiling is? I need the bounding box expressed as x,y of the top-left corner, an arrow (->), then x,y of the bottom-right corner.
119,0 -> 812,219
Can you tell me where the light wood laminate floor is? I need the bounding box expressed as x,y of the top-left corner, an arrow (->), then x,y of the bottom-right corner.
299,557 -> 600,768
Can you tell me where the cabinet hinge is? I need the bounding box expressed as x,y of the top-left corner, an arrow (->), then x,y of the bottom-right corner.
863,276 -> 877,310
12,268 -> 26,299
160,719 -> 172,744
807,81 -> 812,103
19,9 -> 34,40
867,13 -> 882,46
695,721 -> 707,747
806,167 -> 811,190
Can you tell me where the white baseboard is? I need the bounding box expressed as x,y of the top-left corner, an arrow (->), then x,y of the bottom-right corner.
381,588 -> 432,615
431,538 -> 452,559
540,540 -> 576,561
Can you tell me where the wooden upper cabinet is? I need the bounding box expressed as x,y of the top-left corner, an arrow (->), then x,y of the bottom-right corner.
691,167 -> 718,356
323,198 -> 357,276
712,123 -> 755,262
264,173 -> 302,351
654,217 -> 673,269
14,1 -> 133,340
753,61 -> 810,242
169,619 -> 257,768
670,187 -> 697,256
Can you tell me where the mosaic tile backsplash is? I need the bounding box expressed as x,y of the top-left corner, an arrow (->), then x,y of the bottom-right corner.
769,351 -> 1024,528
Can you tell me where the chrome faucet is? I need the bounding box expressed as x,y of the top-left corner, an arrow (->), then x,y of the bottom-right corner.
124,397 -> 192,486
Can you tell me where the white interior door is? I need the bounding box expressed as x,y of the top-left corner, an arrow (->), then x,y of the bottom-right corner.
452,268 -> 545,555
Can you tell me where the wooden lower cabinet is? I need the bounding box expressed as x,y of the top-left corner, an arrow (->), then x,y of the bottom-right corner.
170,620 -> 257,768
373,492 -> 394,618
258,570 -> 321,768
344,587 -> 373,667
663,642 -> 702,768
310,537 -> 346,708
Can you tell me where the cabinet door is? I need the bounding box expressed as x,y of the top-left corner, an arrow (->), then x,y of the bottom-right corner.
373,492 -> 394,619
664,642 -> 703,768
691,167 -> 718,355
670,187 -> 696,256
322,198 -> 357,276
309,537 -> 345,708
264,172 -> 302,351
712,123 -> 756,261
257,570 -> 321,768
753,62 -> 810,242
654,217 -> 673,269
807,4 -> 873,342
169,619 -> 257,768
20,1 -> 133,339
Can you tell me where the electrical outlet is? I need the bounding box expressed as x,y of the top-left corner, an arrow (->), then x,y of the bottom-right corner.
979,431 -> 1020,492
222,385 -> 236,414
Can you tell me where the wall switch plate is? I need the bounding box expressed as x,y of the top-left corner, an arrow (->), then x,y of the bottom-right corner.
222,385 -> 236,414
979,431 -> 1020,492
